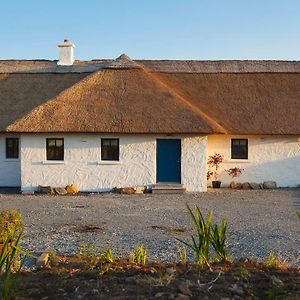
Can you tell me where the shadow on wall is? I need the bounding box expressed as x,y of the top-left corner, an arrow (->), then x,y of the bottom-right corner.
208,156 -> 300,188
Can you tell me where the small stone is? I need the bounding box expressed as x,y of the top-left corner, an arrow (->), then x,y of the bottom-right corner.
175,294 -> 190,300
166,267 -> 176,275
241,182 -> 251,190
271,275 -> 284,286
36,252 -> 50,269
178,282 -> 192,296
263,181 -> 277,189
229,284 -> 244,296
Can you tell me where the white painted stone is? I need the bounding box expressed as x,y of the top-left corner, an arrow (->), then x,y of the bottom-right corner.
0,134 -> 21,187
57,39 -> 75,66
207,135 -> 300,187
21,134 -> 207,192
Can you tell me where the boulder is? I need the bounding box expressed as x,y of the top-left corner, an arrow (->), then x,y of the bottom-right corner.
65,184 -> 80,194
229,181 -> 242,189
263,181 -> 277,189
38,185 -> 55,195
135,186 -> 146,194
241,182 -> 251,190
120,187 -> 136,194
249,182 -> 261,190
54,187 -> 68,195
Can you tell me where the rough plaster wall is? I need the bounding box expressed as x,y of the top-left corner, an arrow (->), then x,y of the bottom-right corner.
21,134 -> 156,192
208,135 -> 300,187
182,136 -> 207,191
0,134 -> 21,187
21,134 -> 207,192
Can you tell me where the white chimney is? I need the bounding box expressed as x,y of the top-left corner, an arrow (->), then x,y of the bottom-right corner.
57,39 -> 75,66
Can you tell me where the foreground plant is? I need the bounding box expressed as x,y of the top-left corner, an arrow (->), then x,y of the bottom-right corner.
100,248 -> 114,263
266,251 -> 282,267
130,245 -> 148,265
210,220 -> 229,262
177,205 -> 212,267
0,233 -> 24,300
178,247 -> 187,266
177,205 -> 230,267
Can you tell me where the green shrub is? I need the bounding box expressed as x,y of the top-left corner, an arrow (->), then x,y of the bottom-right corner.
0,210 -> 24,241
100,248 -> 114,263
0,233 -> 23,300
130,245 -> 148,265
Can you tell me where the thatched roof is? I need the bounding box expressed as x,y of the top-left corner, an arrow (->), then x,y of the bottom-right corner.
0,54 -> 299,134
6,68 -> 224,134
154,72 -> 300,135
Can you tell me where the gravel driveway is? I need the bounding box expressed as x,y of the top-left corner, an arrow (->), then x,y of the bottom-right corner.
0,189 -> 299,264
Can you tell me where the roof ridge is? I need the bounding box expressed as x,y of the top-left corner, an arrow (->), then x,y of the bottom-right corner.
104,54 -> 143,70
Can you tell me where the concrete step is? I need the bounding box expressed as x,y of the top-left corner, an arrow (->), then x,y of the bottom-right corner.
152,183 -> 186,194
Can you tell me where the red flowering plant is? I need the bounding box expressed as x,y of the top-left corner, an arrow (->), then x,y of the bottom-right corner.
207,153 -> 224,181
226,167 -> 244,179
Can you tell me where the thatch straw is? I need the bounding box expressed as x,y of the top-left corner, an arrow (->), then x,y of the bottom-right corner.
6,68 -> 225,134
154,72 -> 300,134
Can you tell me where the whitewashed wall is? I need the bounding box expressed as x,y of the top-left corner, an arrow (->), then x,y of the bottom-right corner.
0,134 -> 21,187
21,134 -> 207,192
208,135 -> 300,187
182,136 -> 207,191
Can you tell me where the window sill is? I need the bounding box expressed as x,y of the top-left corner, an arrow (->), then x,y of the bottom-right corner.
97,161 -> 121,165
42,160 -> 66,165
3,159 -> 20,162
225,159 -> 250,163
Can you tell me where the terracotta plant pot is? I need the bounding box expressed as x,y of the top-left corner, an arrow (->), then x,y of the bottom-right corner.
212,181 -> 221,188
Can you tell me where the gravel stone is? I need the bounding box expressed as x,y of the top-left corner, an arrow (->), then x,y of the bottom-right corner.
0,189 -> 299,265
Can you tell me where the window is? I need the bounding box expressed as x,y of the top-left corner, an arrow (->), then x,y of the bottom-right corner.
46,138 -> 64,161
101,139 -> 119,161
231,139 -> 248,159
6,138 -> 19,159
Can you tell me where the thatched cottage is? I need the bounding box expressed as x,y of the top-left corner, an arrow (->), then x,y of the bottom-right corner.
0,40 -> 299,192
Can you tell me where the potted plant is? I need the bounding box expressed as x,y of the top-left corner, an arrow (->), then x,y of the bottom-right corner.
0,209 -> 24,251
207,153 -> 224,188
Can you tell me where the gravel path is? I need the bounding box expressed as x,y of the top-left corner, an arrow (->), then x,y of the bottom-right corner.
0,189 -> 299,264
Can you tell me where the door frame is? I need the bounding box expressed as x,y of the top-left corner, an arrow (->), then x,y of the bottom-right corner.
156,138 -> 182,183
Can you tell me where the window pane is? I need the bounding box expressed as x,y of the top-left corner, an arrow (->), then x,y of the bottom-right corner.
6,138 -> 19,159
46,138 -> 64,160
101,139 -> 119,161
56,140 -> 63,147
231,139 -> 248,159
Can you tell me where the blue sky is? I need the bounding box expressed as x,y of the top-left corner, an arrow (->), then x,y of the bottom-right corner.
1,0 -> 299,60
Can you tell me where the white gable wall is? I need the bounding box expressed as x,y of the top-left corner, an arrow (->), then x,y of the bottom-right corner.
20,134 -> 207,192
0,134 -> 21,187
208,135 -> 300,187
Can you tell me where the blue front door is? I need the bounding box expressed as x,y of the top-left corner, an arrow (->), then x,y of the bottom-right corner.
157,139 -> 181,183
